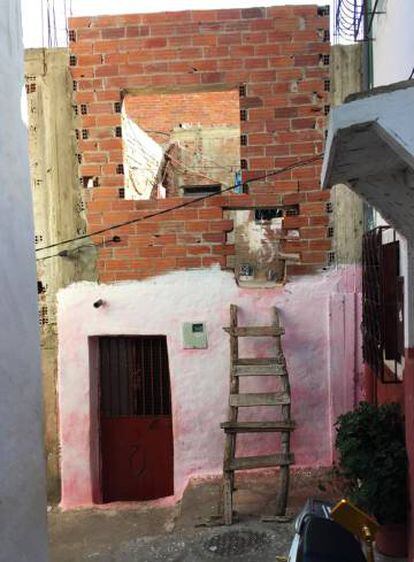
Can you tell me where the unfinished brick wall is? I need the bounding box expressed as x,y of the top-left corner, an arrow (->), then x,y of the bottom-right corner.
69,5 -> 331,282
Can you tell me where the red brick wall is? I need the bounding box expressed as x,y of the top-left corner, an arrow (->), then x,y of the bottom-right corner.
124,90 -> 240,142
69,5 -> 331,282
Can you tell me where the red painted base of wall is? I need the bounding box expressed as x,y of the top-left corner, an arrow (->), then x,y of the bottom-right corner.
404,349 -> 414,561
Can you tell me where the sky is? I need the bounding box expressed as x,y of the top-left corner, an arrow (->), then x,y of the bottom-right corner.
21,0 -> 331,48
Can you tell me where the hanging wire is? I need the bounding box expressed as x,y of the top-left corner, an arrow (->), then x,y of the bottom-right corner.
35,154 -> 323,257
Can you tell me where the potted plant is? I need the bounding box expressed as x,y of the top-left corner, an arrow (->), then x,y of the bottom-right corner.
335,401 -> 408,558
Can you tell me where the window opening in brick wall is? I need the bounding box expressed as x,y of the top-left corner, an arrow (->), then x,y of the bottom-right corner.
69,30 -> 76,42
119,188 -> 125,199
115,126 -> 122,138
69,54 -> 77,66
240,109 -> 247,121
255,208 -> 283,222
317,5 -> 330,16
362,227 -> 403,383
240,134 -> 247,146
117,164 -> 124,175
182,184 -> 221,197
114,101 -> 122,113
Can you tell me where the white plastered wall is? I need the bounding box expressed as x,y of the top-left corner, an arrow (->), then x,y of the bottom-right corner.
0,1 -> 48,560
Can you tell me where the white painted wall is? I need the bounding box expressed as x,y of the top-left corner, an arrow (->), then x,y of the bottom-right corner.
372,0 -> 414,87
0,1 -> 48,560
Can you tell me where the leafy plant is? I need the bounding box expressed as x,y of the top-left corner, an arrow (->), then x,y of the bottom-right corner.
335,401 -> 407,524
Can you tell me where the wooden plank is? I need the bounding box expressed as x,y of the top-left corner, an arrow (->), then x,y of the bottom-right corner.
227,453 -> 294,471
229,392 -> 290,407
234,363 -> 287,376
220,421 -> 295,433
236,357 -> 283,365
224,326 -> 285,337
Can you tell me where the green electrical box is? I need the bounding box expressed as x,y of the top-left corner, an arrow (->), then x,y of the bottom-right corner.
182,322 -> 208,349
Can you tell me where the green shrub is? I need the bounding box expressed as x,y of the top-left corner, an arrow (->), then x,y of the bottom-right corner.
335,401 -> 407,524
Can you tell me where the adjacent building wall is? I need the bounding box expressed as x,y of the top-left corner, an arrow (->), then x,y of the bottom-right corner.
0,1 -> 48,559
25,48 -> 97,501
330,44 -> 364,265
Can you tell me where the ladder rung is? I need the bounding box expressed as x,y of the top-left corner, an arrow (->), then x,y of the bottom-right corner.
236,358 -> 283,365
221,421 -> 295,433
226,453 -> 294,471
229,392 -> 290,407
224,326 -> 285,337
234,363 -> 287,376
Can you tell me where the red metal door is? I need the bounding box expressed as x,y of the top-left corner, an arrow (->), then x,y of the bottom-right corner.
99,336 -> 174,502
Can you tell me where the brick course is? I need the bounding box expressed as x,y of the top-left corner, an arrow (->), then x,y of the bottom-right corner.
69,5 -> 331,281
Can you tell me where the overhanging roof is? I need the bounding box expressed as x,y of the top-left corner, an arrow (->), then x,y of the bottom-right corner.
322,80 -> 414,236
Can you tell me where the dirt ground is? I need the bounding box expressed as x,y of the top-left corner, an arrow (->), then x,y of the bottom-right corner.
49,468 -> 340,561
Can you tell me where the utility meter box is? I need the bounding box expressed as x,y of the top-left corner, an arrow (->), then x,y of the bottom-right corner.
182,322 -> 208,349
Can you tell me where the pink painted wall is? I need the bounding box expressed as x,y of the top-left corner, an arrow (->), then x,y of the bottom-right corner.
58,266 -> 362,509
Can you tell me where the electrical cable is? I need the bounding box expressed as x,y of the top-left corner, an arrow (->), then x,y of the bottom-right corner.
36,154 -> 323,256
36,236 -> 122,262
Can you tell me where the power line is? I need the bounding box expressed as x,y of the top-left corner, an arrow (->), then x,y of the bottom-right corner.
35,154 -> 323,256
36,236 -> 121,262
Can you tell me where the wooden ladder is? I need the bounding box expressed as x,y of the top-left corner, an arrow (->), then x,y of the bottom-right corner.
221,304 -> 295,525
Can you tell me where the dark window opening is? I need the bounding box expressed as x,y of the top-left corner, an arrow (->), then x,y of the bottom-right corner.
322,54 -> 330,66
240,134 -> 247,146
115,126 -> 122,138
69,30 -> 76,42
119,187 -> 125,199
182,184 -> 221,197
114,101 -> 122,113
324,79 -> 330,92
255,208 -> 283,222
116,164 -> 124,175
317,5 -> 330,16
240,109 -> 247,121
69,54 -> 77,66
362,228 -> 403,383
99,335 -> 172,418
323,29 -> 330,42
239,84 -> 246,97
